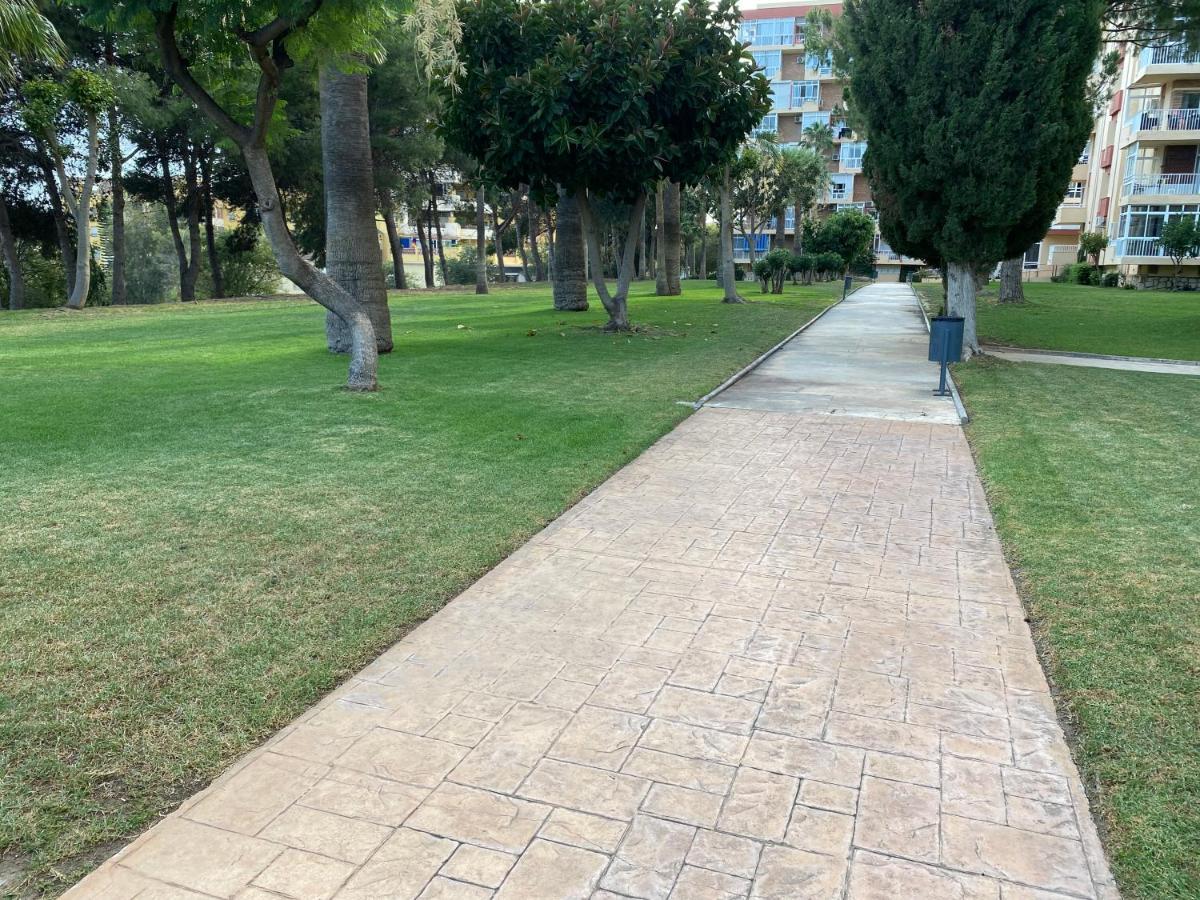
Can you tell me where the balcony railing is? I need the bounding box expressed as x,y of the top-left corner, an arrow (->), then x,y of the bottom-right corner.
1115,236 -> 1182,258
1123,173 -> 1200,196
1127,107 -> 1200,134
1140,44 -> 1200,68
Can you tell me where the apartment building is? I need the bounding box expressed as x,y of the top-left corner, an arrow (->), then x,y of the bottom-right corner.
735,1 -> 923,280
1034,40 -> 1200,285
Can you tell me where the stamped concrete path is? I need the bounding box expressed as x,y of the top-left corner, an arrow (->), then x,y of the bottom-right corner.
707,283 -> 962,423
70,286 -> 1116,900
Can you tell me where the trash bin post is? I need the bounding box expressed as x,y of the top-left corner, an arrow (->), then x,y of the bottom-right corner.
842,275 -> 852,302
928,316 -> 965,397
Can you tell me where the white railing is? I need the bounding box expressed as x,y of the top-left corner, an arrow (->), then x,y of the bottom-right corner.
1127,107 -> 1200,133
1115,237 -> 1173,257
1123,173 -> 1200,196
1140,44 -> 1200,68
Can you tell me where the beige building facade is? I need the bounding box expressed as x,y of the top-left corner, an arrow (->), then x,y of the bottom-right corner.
1033,41 -> 1200,285
736,1 -> 923,280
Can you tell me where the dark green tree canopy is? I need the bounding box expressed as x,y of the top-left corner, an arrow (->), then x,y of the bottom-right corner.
442,0 -> 770,204
845,0 -> 1102,269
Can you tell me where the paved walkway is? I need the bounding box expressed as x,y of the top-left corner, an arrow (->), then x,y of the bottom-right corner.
69,289 -> 1116,900
707,283 -> 961,424
983,345 -> 1200,376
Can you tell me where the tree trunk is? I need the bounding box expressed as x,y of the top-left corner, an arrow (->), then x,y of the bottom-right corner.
637,203 -> 647,280
553,186 -> 587,311
699,212 -> 708,280
35,144 -> 74,296
108,106 -> 127,305
0,193 -> 24,310
159,148 -> 189,300
946,261 -> 980,357
998,256 -> 1025,303
200,149 -> 224,299
180,148 -> 203,302
577,189 -> 645,331
529,204 -> 545,281
242,144 -> 378,389
491,206 -> 505,281
720,167 -> 744,303
416,210 -> 434,288
774,205 -> 786,253
62,114 -> 100,309
429,172 -> 448,286
474,186 -> 488,294
514,196 -> 530,282
664,181 -> 682,295
320,63 -> 392,352
380,195 -> 406,289
655,182 -> 668,295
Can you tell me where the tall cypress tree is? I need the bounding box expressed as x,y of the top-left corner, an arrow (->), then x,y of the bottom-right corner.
844,0 -> 1101,352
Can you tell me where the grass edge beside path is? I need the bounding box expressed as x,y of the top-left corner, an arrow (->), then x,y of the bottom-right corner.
912,280 -> 1200,361
0,280 -> 839,896
955,357 -> 1200,900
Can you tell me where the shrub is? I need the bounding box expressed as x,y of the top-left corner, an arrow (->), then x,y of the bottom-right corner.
217,226 -> 282,297
1101,272 -> 1119,288
443,244 -> 496,286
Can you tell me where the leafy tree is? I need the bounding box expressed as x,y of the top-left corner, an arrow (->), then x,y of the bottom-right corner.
1160,217 -> 1200,287
811,209 -> 875,275
21,68 -> 115,308
778,146 -> 829,251
1079,230 -> 1109,264
0,0 -> 65,85
752,247 -> 791,293
443,0 -> 769,330
87,0 -> 414,390
845,0 -> 1101,355
1106,2 -> 1200,48
730,140 -> 782,265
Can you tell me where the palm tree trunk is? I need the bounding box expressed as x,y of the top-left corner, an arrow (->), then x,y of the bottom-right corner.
320,62 -> 392,351
699,211 -> 707,280
553,185 -> 587,311
474,186 -> 488,294
0,193 -> 24,310
108,106 -> 127,305
491,206 -> 505,281
514,196 -> 530,282
664,180 -> 681,295
655,182 -> 668,295
417,207 -> 434,288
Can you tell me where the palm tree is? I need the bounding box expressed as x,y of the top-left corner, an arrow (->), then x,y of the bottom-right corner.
0,0 -> 65,85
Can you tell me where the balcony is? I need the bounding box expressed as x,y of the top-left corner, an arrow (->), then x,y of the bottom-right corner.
1133,43 -> 1200,86
1125,107 -> 1200,142
1114,236 -> 1200,258
1122,172 -> 1200,197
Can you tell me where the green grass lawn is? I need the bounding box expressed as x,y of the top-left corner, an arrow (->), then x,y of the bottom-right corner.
957,358 -> 1200,900
0,280 -> 838,895
914,280 -> 1200,360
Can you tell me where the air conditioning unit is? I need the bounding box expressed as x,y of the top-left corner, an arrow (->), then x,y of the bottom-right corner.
794,115 -> 804,124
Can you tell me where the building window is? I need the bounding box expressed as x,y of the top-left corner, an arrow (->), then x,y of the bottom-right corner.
733,234 -> 772,253
791,80 -> 820,106
770,82 -> 792,110
806,51 -> 832,75
1023,243 -> 1042,269
739,18 -> 797,47
840,142 -> 867,170
829,175 -> 853,202
1079,142 -> 1091,164
751,50 -> 782,80
801,111 -> 831,130
1065,181 -> 1084,201
753,114 -> 778,137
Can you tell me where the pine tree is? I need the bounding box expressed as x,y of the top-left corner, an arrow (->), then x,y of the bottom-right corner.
844,0 -> 1101,353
